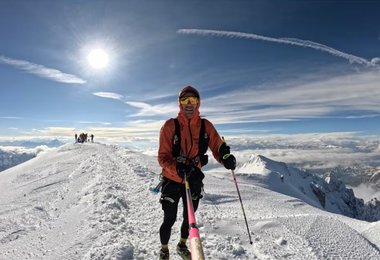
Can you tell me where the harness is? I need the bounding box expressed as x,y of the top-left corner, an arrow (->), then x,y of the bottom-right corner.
172,118 -> 209,166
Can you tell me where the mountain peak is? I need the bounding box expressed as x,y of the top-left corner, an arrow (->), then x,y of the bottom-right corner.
240,154 -> 290,176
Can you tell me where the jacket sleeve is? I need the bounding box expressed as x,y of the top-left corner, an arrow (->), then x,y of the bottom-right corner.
204,119 -> 224,163
157,119 -> 178,179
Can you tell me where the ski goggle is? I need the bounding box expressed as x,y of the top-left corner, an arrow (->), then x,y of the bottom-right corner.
179,96 -> 199,105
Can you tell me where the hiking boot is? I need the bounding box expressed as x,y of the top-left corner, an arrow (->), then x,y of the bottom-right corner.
159,248 -> 169,260
176,243 -> 191,260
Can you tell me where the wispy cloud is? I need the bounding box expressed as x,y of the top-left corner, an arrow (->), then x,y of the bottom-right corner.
93,92 -> 124,100
77,121 -> 112,125
126,101 -> 178,117
33,127 -> 76,136
0,116 -> 22,119
21,120 -> 164,144
198,70 -> 380,124
118,72 -> 380,124
89,120 -> 164,139
0,55 -> 86,84
177,29 -> 380,68
123,70 -> 380,125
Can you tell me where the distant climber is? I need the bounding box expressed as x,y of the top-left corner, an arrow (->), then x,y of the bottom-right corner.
78,133 -> 87,143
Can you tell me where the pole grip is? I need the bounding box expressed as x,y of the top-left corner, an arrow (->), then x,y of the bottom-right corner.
190,236 -> 205,260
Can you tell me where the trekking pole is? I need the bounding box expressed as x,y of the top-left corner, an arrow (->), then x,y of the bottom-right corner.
149,178 -> 164,194
230,169 -> 253,245
184,173 -> 205,260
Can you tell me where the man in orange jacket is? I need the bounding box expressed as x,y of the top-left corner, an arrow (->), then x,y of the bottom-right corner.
157,86 -> 236,260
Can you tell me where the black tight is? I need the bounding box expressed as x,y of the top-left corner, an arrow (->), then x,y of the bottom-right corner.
159,180 -> 200,245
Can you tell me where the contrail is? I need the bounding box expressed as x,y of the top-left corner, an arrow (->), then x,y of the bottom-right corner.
0,55 -> 86,84
178,29 -> 379,68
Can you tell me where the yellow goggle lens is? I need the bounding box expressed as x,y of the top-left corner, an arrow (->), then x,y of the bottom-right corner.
180,97 -> 199,105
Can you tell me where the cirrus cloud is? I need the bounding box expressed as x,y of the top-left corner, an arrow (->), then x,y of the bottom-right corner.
93,92 -> 124,100
0,55 -> 86,84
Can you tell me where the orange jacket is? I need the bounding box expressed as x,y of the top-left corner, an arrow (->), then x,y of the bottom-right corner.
158,89 -> 224,183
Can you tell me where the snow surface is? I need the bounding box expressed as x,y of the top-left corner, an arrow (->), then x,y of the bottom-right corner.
0,143 -> 379,259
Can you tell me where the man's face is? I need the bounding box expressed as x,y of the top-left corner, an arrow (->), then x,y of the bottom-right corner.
180,92 -> 199,119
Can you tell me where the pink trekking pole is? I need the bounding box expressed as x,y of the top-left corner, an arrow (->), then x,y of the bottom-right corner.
184,174 -> 205,260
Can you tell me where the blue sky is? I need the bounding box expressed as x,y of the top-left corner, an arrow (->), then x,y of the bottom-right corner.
1,0 -> 380,143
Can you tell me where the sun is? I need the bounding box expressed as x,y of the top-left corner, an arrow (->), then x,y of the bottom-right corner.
87,49 -> 109,69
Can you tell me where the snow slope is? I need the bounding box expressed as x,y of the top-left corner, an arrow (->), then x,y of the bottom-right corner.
0,143 -> 379,259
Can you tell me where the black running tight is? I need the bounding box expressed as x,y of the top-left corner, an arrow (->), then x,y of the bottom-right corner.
159,180 -> 200,245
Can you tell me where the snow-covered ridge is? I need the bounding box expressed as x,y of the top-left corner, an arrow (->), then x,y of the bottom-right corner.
1,143 -> 380,259
238,154 -> 380,222
0,143 -> 160,259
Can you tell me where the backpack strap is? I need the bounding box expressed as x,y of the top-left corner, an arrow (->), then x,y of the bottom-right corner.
198,119 -> 209,156
171,118 -> 209,164
172,118 -> 181,158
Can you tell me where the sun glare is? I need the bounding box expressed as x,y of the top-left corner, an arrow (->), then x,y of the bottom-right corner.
87,49 -> 109,69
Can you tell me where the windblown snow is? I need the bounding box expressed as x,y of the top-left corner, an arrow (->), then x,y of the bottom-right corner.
0,143 -> 379,259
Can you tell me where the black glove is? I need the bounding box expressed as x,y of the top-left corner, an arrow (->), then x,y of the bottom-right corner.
222,154 -> 236,170
176,163 -> 187,178
188,167 -> 205,199
176,163 -> 196,179
219,141 -> 236,170
200,154 -> 208,167
218,142 -> 230,158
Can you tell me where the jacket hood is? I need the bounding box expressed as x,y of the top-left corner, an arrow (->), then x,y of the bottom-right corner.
178,86 -> 200,99
178,86 -> 200,120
